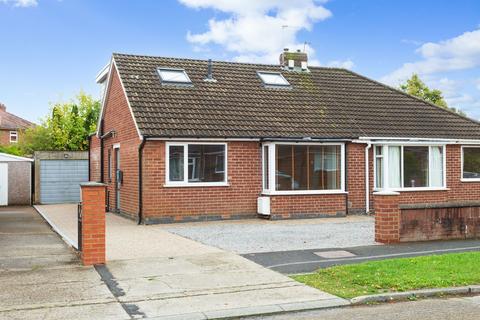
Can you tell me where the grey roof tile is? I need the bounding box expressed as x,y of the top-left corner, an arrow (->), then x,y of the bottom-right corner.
112,53 -> 480,140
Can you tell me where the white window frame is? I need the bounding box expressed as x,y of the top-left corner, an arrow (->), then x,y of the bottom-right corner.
165,142 -> 228,187
373,143 -> 447,191
9,131 -> 18,143
262,142 -> 346,195
461,145 -> 480,182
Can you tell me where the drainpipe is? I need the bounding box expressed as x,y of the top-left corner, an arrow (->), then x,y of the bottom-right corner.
344,143 -> 349,215
138,138 -> 146,225
365,142 -> 372,213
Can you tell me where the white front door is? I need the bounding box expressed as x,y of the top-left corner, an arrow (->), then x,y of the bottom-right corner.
0,163 -> 8,206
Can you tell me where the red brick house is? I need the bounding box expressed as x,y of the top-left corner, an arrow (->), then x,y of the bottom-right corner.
0,103 -> 34,146
89,51 -> 480,224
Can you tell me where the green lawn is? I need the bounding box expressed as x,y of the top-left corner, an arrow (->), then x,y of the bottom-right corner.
292,252 -> 480,299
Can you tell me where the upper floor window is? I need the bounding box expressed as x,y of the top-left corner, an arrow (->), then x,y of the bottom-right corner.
462,146 -> 480,181
374,145 -> 445,190
166,143 -> 227,186
158,68 -> 192,85
257,71 -> 290,87
9,131 -> 18,143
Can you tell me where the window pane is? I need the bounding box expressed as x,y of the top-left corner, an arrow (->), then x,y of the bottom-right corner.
276,145 -> 341,191
463,147 -> 480,179
403,146 -> 429,187
169,146 -> 184,181
276,145 -> 293,190
376,157 -> 383,188
430,146 -> 444,187
258,72 -> 290,86
388,146 -> 401,188
294,146 -> 308,190
263,146 -> 269,190
158,69 -> 191,83
188,145 -> 225,182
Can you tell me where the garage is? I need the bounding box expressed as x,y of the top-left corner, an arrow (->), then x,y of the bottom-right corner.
0,152 -> 33,206
34,151 -> 89,204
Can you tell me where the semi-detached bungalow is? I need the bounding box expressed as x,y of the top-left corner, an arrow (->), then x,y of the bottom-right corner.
89,50 -> 480,224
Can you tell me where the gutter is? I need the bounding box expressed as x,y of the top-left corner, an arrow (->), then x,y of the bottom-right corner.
99,120 -> 104,183
138,137 -> 146,225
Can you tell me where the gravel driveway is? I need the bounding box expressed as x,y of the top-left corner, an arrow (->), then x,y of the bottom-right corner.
164,216 -> 377,254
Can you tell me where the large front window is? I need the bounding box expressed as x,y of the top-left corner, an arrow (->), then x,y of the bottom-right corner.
166,143 -> 227,185
462,147 -> 480,180
263,143 -> 344,193
374,145 -> 445,190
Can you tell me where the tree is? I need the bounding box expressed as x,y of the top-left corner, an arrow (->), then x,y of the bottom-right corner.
400,74 -> 466,116
20,92 -> 100,155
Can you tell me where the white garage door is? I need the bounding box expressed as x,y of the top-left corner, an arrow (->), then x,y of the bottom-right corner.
40,159 -> 88,204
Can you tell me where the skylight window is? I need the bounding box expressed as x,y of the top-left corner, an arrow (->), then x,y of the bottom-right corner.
158,68 -> 192,84
257,71 -> 290,87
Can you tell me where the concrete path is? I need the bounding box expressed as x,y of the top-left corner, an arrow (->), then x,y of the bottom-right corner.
245,295 -> 480,320
33,204 -> 349,319
164,215 -> 377,254
244,239 -> 480,274
0,206 -> 129,320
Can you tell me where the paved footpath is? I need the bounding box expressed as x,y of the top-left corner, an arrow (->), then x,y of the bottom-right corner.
29,204 -> 348,319
243,239 -> 480,274
0,206 -> 128,320
244,295 -> 480,320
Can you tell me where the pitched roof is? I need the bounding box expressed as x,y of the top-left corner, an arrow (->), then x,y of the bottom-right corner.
112,53 -> 480,140
0,106 -> 35,130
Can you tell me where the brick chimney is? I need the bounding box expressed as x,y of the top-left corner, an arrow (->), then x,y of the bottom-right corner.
279,48 -> 308,71
0,103 -> 6,111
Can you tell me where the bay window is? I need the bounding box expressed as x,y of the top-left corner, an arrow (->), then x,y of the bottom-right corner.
374,145 -> 445,190
263,143 -> 344,194
166,143 -> 227,186
462,146 -> 480,180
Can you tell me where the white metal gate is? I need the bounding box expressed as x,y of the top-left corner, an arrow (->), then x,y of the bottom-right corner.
0,163 -> 7,205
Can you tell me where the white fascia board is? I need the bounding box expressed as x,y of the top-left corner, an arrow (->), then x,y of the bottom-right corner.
96,57 -> 143,141
95,64 -> 110,84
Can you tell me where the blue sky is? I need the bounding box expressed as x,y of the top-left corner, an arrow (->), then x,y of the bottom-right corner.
1,0 -> 479,123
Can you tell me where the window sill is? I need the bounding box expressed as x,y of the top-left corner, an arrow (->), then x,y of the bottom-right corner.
460,178 -> 480,183
164,182 -> 230,188
374,187 -> 449,192
262,190 -> 348,196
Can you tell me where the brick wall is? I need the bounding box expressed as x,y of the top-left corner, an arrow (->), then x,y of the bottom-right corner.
89,135 -> 101,182
97,65 -> 141,219
346,142 -> 366,213
269,194 -> 346,219
0,129 -> 9,145
142,140 -> 262,223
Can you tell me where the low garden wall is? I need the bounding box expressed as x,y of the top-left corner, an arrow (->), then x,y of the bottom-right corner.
374,192 -> 480,243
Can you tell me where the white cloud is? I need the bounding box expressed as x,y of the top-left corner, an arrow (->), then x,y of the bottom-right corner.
179,0 -> 332,64
0,0 -> 38,7
476,79 -> 480,91
326,59 -> 354,69
382,29 -> 480,85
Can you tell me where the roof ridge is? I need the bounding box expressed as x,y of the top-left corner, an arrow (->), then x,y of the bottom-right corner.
111,52 -> 343,71
342,68 -> 480,127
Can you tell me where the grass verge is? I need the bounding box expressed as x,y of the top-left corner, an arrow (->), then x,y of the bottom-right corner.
292,252 -> 480,299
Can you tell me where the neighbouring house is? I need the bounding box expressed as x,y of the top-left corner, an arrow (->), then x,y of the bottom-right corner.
0,103 -> 35,145
89,50 -> 480,225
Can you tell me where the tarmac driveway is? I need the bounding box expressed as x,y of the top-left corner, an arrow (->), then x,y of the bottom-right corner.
165,215 -> 377,254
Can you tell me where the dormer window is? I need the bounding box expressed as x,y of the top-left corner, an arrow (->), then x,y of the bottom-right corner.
158,68 -> 192,85
257,71 -> 290,87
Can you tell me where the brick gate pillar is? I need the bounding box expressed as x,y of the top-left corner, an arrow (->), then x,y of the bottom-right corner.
80,182 -> 106,265
374,191 -> 401,243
